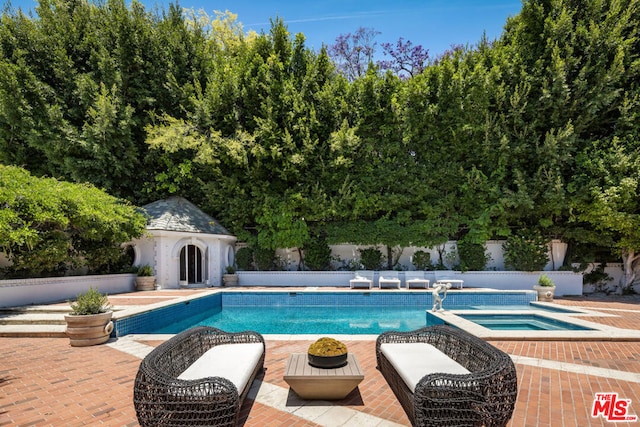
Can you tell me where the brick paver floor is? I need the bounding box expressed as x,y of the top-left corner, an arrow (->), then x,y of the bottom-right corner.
1,292 -> 639,426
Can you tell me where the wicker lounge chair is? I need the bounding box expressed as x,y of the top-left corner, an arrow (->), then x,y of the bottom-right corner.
376,325 -> 517,427
133,326 -> 265,427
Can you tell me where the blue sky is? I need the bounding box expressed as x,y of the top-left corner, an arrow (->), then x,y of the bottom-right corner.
8,0 -> 523,58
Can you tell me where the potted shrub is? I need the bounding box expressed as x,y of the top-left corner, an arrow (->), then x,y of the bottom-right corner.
533,274 -> 556,302
64,287 -> 114,347
307,337 -> 348,368
222,265 -> 238,286
135,264 -> 156,291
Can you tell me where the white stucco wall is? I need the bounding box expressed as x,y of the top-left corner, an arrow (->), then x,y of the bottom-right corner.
275,240 -> 568,272
130,230 -> 236,289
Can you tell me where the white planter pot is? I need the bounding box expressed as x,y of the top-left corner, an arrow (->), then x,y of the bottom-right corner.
533,285 -> 556,302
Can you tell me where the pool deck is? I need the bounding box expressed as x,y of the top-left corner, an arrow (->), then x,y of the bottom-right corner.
2,288 -> 640,426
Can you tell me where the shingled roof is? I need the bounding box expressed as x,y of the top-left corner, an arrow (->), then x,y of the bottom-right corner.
141,196 -> 233,236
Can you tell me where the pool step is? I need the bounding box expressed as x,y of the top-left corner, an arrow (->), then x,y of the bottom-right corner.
0,309 -> 69,337
0,323 -> 68,338
0,312 -> 67,325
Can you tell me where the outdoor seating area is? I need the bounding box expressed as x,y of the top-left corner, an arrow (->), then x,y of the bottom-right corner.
350,270 -> 432,290
134,323 -> 519,426
133,326 -> 265,427
376,325 -> 518,426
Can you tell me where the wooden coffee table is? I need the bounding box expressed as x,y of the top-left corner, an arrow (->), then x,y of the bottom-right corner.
283,353 -> 364,400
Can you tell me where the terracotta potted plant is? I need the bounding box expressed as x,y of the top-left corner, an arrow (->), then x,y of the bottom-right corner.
135,264 -> 156,291
65,287 -> 114,347
533,274 -> 556,302
307,337 -> 348,368
222,265 -> 238,286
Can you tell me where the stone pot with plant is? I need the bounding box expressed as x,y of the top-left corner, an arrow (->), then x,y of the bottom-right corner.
307,337 -> 348,369
64,287 -> 114,347
135,264 -> 156,291
533,274 -> 556,302
222,265 -> 238,286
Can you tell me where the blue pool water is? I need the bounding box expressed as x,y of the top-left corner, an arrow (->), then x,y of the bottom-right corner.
152,305 -> 428,335
113,290 -> 553,336
458,314 -> 595,331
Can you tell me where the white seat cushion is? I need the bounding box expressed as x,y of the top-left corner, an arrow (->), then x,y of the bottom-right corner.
380,343 -> 470,392
178,343 -> 263,393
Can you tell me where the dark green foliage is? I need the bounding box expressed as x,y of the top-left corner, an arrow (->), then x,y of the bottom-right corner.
411,250 -> 433,271
583,263 -> 613,292
235,247 -> 254,271
304,237 -> 332,271
502,232 -> 550,272
0,165 -> 146,278
457,240 -> 491,271
0,0 -> 638,274
358,247 -> 384,270
254,247 -> 275,271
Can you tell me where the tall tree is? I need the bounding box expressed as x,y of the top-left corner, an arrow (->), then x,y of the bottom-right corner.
379,37 -> 429,79
328,27 -> 380,81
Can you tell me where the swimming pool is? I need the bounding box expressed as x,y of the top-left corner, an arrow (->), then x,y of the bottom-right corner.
113,290 -> 540,336
151,305 -> 428,334
457,314 -> 595,331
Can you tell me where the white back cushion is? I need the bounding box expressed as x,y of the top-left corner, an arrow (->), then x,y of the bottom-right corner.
380,342 -> 470,392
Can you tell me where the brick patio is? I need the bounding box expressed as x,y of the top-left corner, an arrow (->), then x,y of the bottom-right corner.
1,292 -> 639,426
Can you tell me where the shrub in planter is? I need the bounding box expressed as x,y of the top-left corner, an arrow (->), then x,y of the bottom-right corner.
502,231 -> 549,271
69,287 -> 112,315
223,265 -> 238,286
137,264 -> 153,276
534,274 -> 556,302
537,274 -> 555,287
135,264 -> 156,291
65,287 -> 113,347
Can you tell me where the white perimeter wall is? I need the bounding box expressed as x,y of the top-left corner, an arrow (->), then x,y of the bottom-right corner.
0,274 -> 136,308
237,270 -> 583,296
